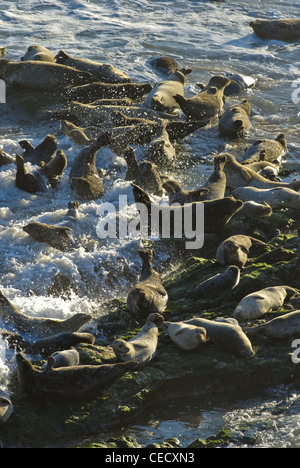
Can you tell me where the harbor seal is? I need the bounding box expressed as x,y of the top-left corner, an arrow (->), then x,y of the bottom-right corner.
144,120 -> 176,166
127,249 -> 168,321
163,178 -> 209,204
23,222 -> 74,251
241,134 -> 287,165
223,153 -> 300,191
19,135 -> 58,165
216,234 -> 265,268
150,56 -> 180,75
246,310 -> 300,339
41,348 -> 80,370
185,265 -> 240,301
15,154 -> 49,193
112,313 -> 164,367
55,50 -> 131,83
0,60 -> 95,90
0,148 -> 16,166
0,290 -> 92,338
16,353 -> 136,402
233,286 -> 296,321
70,132 -> 114,200
144,69 -> 189,113
21,45 -> 56,62
40,149 -> 68,188
124,146 -> 164,196
162,321 -> 207,351
250,19 -> 300,42
0,390 -> 13,424
241,159 -> 280,181
174,75 -> 231,120
232,200 -> 272,219
219,99 -> 251,139
232,186 -> 300,209
185,317 -> 255,358
224,72 -> 257,96
30,331 -> 95,357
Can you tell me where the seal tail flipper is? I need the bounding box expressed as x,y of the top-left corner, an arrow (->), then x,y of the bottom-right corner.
288,180 -> 300,192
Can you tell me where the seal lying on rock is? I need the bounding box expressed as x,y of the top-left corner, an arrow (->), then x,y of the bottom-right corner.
224,153 -> 300,190
30,331 -> 95,357
42,348 -> 80,370
0,290 -> 91,338
19,135 -> 58,165
216,234 -> 265,268
246,310 -> 300,339
241,134 -> 287,165
112,313 -> 164,367
219,99 -> 251,139
21,45 -> 56,63
233,286 -> 296,321
185,266 -> 240,301
184,317 -> 255,358
232,200 -> 272,219
55,50 -> 131,83
174,75 -> 231,120
162,321 -> 208,351
232,186 -> 300,209
163,179 -> 209,204
250,18 -> 300,42
0,390 -> 13,424
241,159 -> 280,181
0,60 -> 95,90
16,353 -> 137,402
124,146 -> 164,196
127,249 -> 168,321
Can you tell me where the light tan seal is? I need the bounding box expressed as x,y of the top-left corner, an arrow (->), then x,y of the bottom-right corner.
127,249 -> 168,321
241,134 -> 287,165
112,313 -> 164,367
223,153 -> 300,190
246,310 -> 300,339
232,186 -> 300,209
21,45 -> 56,62
55,49 -> 131,83
216,234 -> 265,268
250,19 -> 300,42
185,317 -> 255,358
162,321 -> 208,351
233,286 -> 296,321
219,99 -> 251,139
16,352 -> 137,402
0,290 -> 92,338
185,266 -> 240,301
0,389 -> 13,424
173,75 -> 231,120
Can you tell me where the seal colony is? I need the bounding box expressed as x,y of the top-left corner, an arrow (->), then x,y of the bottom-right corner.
0,31 -> 300,443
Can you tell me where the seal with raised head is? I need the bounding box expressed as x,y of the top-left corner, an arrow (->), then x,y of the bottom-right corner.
162,321 -> 208,351
246,310 -> 300,339
0,59 -> 95,90
224,72 -> 257,96
42,348 -> 80,370
250,18 -> 300,42
150,56 -> 180,75
15,154 -> 49,193
70,132 -> 114,200
30,331 -> 95,357
232,200 -> 272,219
174,75 -> 231,120
185,317 -> 254,358
241,134 -> 287,165
144,120 -> 176,166
16,352 -> 136,402
232,186 -> 300,209
0,390 -> 13,424
163,178 -> 209,204
127,249 -> 168,321
233,286 -> 296,321
40,149 -> 68,188
112,313 -> 164,367
55,50 -> 131,83
216,234 -> 265,269
144,69 -> 190,113
21,45 -> 56,62
124,146 -> 164,196
224,153 -> 300,191
219,99 -> 251,139
185,265 -> 240,301
0,290 -> 92,338
19,135 -> 58,165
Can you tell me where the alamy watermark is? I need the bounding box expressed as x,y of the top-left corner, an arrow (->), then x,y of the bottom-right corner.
292,78 -> 300,105
96,195 -> 204,249
291,339 -> 300,364
0,79 -> 6,103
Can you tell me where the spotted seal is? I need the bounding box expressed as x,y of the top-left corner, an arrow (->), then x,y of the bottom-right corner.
21,45 -> 56,63
174,75 -> 231,120
232,200 -> 272,219
185,317 -> 254,358
250,19 -> 300,42
16,353 -> 136,402
40,150 -> 68,188
55,49 -> 131,83
246,310 -> 300,339
127,249 -> 168,321
112,313 -> 164,367
0,290 -> 92,338
233,286 -> 296,321
0,390 -> 13,424
241,134 -> 287,165
216,234 -> 265,268
162,321 -> 208,351
185,265 -> 240,301
219,99 -> 251,139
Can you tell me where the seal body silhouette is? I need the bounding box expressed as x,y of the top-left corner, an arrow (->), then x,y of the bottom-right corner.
216,235 -> 265,268
219,99 -> 251,138
21,45 -> 56,62
162,321 -> 208,351
246,310 -> 300,339
185,265 -> 240,301
241,134 -> 287,165
144,69 -> 189,112
232,186 -> 300,209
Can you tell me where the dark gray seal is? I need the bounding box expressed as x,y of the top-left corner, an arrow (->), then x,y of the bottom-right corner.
42,348 -> 80,370
0,390 -> 13,424
19,135 -> 58,165
30,331 -> 95,357
15,154 -> 49,193
216,234 -> 265,268
185,265 -> 240,301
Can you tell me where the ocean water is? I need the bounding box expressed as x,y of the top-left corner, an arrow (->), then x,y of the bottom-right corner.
0,0 -> 300,447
